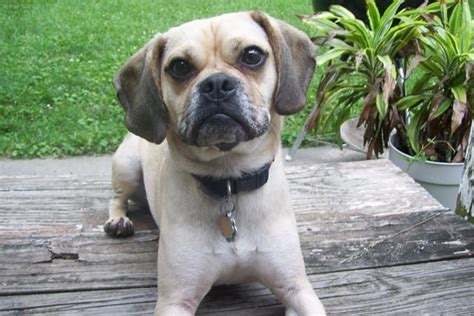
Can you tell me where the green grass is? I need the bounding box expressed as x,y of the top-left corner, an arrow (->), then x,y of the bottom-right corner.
0,0 -> 316,158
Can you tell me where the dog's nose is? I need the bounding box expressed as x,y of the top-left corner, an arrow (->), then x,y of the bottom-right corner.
199,73 -> 237,101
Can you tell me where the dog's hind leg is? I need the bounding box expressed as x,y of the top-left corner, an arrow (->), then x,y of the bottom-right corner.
104,134 -> 144,238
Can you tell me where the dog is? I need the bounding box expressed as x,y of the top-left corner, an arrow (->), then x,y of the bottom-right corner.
104,11 -> 325,315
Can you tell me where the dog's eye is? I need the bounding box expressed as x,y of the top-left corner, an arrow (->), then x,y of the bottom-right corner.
240,46 -> 266,68
168,58 -> 193,80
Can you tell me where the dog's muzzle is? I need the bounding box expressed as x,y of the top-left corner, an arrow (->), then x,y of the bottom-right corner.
179,73 -> 269,151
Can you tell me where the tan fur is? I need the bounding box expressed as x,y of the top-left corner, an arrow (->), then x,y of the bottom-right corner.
105,11 -> 325,315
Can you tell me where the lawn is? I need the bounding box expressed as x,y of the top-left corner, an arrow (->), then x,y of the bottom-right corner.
0,0 -> 317,158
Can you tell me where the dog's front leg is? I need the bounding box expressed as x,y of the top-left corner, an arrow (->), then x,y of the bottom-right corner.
154,237 -> 216,315
279,279 -> 326,316
270,277 -> 325,316
154,269 -> 214,315
258,239 -> 326,315
104,135 -> 144,237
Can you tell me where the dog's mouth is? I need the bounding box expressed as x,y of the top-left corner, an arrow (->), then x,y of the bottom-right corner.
180,106 -> 269,152
194,113 -> 249,151
179,84 -> 270,151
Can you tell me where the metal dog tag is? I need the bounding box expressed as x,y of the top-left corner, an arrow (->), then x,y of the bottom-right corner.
219,212 -> 237,242
219,180 -> 237,242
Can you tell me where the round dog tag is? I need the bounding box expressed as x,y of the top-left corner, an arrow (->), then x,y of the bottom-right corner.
219,213 -> 237,242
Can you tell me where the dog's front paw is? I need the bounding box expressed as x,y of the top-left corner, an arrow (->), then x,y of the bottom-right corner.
104,216 -> 134,238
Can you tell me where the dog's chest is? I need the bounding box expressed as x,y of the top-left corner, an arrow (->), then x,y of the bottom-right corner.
210,236 -> 265,284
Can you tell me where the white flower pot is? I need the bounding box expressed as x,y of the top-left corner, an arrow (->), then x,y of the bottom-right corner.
388,134 -> 463,210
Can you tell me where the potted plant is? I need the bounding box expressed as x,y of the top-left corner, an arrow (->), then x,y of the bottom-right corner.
388,0 -> 473,209
301,0 -> 425,157
301,0 -> 473,209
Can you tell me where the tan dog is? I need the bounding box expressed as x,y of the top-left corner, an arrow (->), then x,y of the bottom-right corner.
105,11 -> 325,315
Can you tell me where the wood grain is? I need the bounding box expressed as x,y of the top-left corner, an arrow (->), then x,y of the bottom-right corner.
0,160 -> 443,234
1,210 -> 471,295
1,159 -> 472,315
1,258 -> 472,315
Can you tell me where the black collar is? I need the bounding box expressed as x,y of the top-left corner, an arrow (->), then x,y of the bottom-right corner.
193,163 -> 272,198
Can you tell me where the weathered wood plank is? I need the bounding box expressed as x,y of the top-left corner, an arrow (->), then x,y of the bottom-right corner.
0,160 -> 444,235
1,210 -> 471,295
1,258 -> 473,315
1,159 -> 471,315
286,159 -> 443,216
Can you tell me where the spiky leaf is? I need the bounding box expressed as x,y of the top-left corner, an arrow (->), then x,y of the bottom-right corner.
394,95 -> 427,111
460,0 -> 472,53
329,5 -> 355,19
367,0 -> 381,32
375,93 -> 388,119
451,85 -> 467,104
431,98 -> 453,119
317,48 -> 348,65
406,108 -> 427,154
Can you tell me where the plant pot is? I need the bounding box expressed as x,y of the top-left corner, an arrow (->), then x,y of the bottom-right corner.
388,134 -> 463,210
340,118 -> 368,153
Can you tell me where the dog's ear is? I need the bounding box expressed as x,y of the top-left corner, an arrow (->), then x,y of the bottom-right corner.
250,11 -> 316,115
113,35 -> 168,144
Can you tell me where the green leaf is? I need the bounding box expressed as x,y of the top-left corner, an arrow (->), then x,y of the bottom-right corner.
451,85 -> 467,103
339,18 -> 373,48
440,0 -> 449,25
315,64 -> 350,103
406,55 -> 426,78
321,92 -> 364,136
431,98 -> 453,119
376,0 -> 403,42
461,0 -> 472,53
317,48 -> 347,65
375,92 -> 388,119
394,95 -> 427,111
420,59 -> 444,78
377,21 -> 425,55
377,55 -> 397,78
322,86 -> 366,111
301,17 -> 341,32
445,30 -> 460,56
398,0 -> 456,17
406,108 -> 427,153
389,27 -> 418,58
324,37 -> 354,49
411,73 -> 434,94
448,0 -> 463,35
367,0 -> 381,32
329,5 -> 355,20
333,96 -> 360,139
430,30 -> 455,62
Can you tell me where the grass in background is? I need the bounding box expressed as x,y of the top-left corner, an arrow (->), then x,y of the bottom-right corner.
0,0 -> 316,158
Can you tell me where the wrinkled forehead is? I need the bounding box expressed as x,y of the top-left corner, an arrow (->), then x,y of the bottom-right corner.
161,12 -> 270,64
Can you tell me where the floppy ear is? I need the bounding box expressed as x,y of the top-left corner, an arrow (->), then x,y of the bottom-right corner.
113,35 -> 168,144
250,11 -> 316,115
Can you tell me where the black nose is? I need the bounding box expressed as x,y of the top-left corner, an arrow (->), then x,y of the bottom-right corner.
199,73 -> 237,101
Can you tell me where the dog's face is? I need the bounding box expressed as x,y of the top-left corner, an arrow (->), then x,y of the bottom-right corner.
114,11 -> 315,154
161,13 -> 277,151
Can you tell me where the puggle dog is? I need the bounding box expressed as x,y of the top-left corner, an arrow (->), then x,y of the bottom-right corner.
104,11 -> 325,315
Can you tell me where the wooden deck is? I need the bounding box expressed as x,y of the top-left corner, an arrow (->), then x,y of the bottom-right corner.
1,159 -> 473,315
